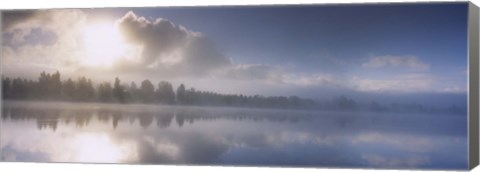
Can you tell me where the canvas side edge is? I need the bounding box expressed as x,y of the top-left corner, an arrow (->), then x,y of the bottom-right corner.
469,1 -> 480,171
0,11 -> 4,163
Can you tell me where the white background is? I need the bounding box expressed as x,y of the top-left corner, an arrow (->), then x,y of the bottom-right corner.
0,0 -> 479,172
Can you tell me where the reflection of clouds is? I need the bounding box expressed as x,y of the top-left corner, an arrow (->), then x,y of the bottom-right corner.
352,132 -> 432,153
133,138 -> 177,163
226,133 -> 278,149
1,145 -> 50,162
361,154 -> 430,168
119,132 -> 229,164
227,132 -> 338,149
1,101 -> 468,169
1,120 -> 137,163
177,133 -> 228,164
278,132 -> 337,146
72,133 -> 135,163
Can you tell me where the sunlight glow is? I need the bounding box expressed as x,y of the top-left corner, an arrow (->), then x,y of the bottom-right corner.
73,133 -> 123,163
83,22 -> 128,67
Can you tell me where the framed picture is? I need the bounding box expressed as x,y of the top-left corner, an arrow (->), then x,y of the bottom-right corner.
1,1 -> 479,171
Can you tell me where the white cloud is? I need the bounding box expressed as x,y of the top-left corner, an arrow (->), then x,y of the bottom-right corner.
1,10 -> 88,77
362,55 -> 430,71
2,10 -> 233,80
439,86 -> 466,93
114,11 -> 232,77
279,73 -> 339,87
352,132 -> 433,153
213,64 -> 439,93
361,154 -> 430,168
349,74 -> 434,93
116,11 -> 192,64
1,10 -> 339,87
211,64 -> 281,81
2,10 -> 457,96
211,64 -> 346,89
210,60 -> 438,93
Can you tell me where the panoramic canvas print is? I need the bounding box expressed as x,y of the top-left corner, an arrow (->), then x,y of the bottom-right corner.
0,3 -> 470,170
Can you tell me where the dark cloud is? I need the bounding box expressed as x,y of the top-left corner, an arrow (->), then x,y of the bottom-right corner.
177,36 -> 231,75
3,27 -> 58,47
2,10 -> 53,31
2,11 -> 36,30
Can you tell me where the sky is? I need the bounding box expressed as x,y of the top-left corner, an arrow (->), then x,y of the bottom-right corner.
0,2 -> 469,103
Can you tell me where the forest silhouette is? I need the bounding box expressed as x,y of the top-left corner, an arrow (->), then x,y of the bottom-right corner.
1,71 -> 466,114
2,71 -> 317,109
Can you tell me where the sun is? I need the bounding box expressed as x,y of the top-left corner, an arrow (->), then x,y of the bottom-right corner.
82,22 -> 128,67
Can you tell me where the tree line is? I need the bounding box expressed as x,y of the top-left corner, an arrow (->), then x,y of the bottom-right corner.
1,71 -> 316,109
1,71 -> 466,114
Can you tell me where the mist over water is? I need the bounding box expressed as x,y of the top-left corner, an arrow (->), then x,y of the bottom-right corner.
0,101 -> 467,169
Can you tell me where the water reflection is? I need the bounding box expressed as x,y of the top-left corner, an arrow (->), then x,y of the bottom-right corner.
1,102 -> 310,130
1,101 -> 468,170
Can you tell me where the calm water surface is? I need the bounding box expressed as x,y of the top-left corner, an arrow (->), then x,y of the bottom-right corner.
0,101 -> 467,170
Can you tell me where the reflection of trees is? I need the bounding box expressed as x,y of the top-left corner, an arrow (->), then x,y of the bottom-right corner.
2,108 -> 9,120
97,109 -> 111,123
156,111 -> 174,128
176,112 -> 184,127
138,112 -> 154,129
3,103 -> 312,130
167,107 -> 311,129
2,107 -> 61,131
112,112 -> 122,129
73,109 -> 93,128
36,109 -> 60,131
37,119 -> 58,131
